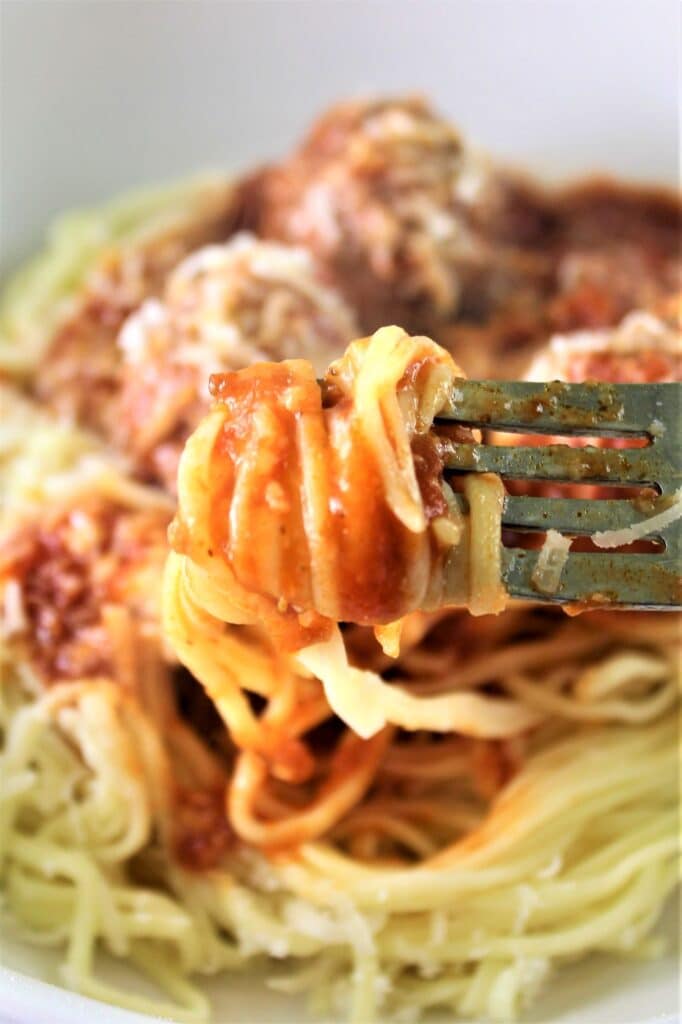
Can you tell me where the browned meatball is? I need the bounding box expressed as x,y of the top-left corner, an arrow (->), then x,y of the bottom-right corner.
526,306 -> 681,386
116,233 -> 358,491
436,180 -> 681,379
36,180 -> 237,438
512,308 -> 681,501
250,96 -> 509,332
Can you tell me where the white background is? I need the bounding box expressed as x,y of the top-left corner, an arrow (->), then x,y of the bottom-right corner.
0,0 -> 679,275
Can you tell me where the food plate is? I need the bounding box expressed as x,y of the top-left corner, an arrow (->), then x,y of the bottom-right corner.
0,901 -> 679,1024
0,2 -> 678,1023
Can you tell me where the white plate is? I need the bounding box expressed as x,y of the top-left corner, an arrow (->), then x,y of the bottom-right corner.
0,902 -> 679,1023
0,2 -> 679,1022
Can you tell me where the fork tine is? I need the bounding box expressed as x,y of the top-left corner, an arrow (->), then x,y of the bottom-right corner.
440,441 -> 663,486
448,491 -> 675,536
501,495 -> 674,536
438,380 -> 677,437
501,548 -> 682,609
437,379 -> 681,609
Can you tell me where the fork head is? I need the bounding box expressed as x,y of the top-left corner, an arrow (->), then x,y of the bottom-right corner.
436,380 -> 682,610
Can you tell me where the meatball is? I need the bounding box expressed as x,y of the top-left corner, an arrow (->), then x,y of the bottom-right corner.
437,179 -> 680,378
116,233 -> 358,491
549,246 -> 680,336
517,308 -> 681,500
36,179 -> 237,438
251,95 -> 518,332
526,308 -> 681,385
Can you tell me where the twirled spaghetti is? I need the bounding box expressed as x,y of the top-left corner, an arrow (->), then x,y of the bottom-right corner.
165,326 -> 521,742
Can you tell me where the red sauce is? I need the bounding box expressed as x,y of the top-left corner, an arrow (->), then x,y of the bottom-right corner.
173,784 -> 233,871
412,434 -> 448,520
199,351 -> 460,635
1,500 -> 167,683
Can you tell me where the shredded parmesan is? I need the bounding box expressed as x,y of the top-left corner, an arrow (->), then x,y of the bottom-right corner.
593,489 -> 682,549
531,531 -> 573,595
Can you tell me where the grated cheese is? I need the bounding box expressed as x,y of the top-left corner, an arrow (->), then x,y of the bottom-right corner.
593,489 -> 682,549
531,530 -> 573,595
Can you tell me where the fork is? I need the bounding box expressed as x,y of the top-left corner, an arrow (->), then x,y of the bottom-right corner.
435,380 -> 682,610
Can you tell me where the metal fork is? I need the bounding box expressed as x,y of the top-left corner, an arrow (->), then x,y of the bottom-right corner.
436,380 -> 682,610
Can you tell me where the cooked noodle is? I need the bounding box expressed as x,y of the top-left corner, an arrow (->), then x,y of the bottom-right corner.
166,327 -> 520,743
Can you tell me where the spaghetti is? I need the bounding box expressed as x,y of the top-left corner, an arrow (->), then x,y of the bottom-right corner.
165,327 -> 526,743
0,96 -> 680,1024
